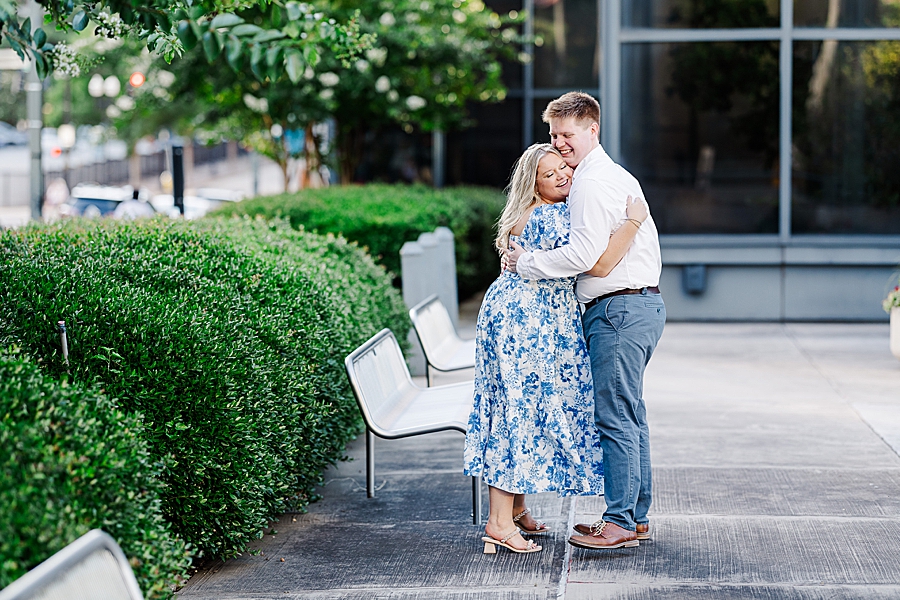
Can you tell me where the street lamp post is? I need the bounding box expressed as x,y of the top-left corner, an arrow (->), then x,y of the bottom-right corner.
25,0 -> 43,220
172,144 -> 184,216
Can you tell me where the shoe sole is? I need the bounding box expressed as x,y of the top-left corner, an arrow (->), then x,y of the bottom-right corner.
573,525 -> 650,541
482,537 -> 542,554
567,537 -> 640,550
516,524 -> 552,535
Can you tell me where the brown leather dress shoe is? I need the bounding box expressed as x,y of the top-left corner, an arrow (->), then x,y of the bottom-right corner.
568,521 -> 639,549
573,521 -> 650,541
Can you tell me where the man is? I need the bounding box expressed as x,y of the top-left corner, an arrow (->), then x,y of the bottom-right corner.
506,92 -> 665,550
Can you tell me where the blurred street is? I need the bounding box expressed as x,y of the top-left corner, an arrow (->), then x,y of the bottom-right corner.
0,145 -> 286,228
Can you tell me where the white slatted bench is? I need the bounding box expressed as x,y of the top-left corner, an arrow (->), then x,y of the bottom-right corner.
0,530 -> 143,600
345,328 -> 482,524
409,294 -> 476,386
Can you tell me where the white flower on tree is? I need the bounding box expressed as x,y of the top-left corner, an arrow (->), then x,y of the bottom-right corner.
318,72 -> 339,86
366,47 -> 388,67
48,43 -> 81,77
406,95 -> 426,110
375,76 -> 391,93
243,94 -> 269,113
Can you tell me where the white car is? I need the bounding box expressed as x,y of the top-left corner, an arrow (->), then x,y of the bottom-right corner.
150,188 -> 244,220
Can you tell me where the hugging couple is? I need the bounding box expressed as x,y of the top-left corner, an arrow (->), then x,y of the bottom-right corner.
463,91 -> 666,554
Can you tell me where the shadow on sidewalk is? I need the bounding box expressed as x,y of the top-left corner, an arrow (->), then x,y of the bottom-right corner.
179,430 -> 570,599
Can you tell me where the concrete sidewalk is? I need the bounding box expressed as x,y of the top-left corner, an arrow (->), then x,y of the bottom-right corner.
178,320 -> 900,599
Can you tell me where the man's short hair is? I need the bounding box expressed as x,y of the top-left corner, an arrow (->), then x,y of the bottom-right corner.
542,92 -> 600,128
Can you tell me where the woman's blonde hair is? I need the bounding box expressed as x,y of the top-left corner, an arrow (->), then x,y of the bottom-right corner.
494,143 -> 563,253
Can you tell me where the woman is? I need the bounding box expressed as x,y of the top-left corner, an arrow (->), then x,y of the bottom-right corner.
463,143 -> 647,554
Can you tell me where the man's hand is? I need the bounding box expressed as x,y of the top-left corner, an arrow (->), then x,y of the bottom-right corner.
506,240 -> 526,273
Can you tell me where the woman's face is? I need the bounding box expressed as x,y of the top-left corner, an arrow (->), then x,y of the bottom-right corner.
535,152 -> 573,203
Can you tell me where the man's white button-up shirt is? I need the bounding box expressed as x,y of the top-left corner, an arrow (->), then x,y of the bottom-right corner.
516,144 -> 662,303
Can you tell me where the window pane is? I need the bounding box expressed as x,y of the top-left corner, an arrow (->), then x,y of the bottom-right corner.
447,99 -> 523,187
795,0 -> 900,28
533,0 -> 599,88
621,42 -> 780,234
486,0 -> 524,89
533,98 -> 550,144
623,0 -> 779,29
792,41 -> 900,234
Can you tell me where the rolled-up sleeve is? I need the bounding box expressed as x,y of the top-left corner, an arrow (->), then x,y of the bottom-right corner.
518,176 -> 620,280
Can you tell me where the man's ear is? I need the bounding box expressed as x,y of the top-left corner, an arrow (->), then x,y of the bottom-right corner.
591,122 -> 600,139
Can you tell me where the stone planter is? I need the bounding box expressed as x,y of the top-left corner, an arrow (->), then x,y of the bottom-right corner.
892,307 -> 900,360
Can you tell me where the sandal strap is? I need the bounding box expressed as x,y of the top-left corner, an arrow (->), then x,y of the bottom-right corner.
500,529 -> 522,544
512,507 -> 531,523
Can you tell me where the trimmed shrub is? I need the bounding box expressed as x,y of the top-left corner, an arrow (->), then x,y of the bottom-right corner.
0,217 -> 408,561
211,184 -> 508,300
0,351 -> 189,597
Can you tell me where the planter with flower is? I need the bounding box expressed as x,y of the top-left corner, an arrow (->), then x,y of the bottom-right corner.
885,283 -> 900,360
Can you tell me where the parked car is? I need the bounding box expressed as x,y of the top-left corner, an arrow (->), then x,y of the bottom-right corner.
149,194 -> 215,220
0,121 -> 27,147
59,184 -> 152,218
150,188 -> 244,220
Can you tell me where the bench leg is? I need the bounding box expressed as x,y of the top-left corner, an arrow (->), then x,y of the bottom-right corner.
366,429 -> 375,498
472,476 -> 482,525
426,364 -> 432,387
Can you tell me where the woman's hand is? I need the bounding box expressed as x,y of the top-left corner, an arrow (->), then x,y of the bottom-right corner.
625,195 -> 648,224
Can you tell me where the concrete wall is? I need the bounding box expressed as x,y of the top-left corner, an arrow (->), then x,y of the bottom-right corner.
660,236 -> 900,322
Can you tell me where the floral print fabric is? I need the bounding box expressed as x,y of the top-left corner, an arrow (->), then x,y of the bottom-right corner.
463,203 -> 604,496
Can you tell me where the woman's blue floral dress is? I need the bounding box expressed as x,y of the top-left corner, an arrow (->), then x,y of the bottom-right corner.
463,202 -> 604,496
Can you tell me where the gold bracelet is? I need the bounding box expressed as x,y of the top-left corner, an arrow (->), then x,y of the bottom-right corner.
627,218 -> 642,228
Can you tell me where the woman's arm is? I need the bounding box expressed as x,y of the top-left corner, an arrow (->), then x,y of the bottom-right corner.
585,195 -> 647,278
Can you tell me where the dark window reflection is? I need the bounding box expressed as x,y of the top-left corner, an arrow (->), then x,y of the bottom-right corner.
487,0 -> 524,89
352,129 -> 433,184
792,41 -> 900,233
624,0 -> 779,29
447,99 -> 523,187
795,0 -> 900,28
621,42 -> 780,234
531,97 -> 552,144
533,0 -> 599,88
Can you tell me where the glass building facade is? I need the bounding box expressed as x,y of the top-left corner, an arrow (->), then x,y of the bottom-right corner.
447,0 -> 900,320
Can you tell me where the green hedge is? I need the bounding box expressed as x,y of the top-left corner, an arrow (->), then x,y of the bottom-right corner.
212,184 -> 507,300
0,217 -> 408,567
0,351 -> 189,597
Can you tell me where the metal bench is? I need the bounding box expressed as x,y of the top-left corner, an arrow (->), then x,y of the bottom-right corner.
0,529 -> 143,600
345,328 -> 483,524
409,294 -> 476,386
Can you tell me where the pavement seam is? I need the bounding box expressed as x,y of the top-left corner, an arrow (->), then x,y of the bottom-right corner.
555,496 -> 576,599
571,515 -> 900,523
565,582 -> 900,589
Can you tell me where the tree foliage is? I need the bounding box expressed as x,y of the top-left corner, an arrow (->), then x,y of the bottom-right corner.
0,0 -> 372,80
324,0 -> 524,181
114,0 -> 524,185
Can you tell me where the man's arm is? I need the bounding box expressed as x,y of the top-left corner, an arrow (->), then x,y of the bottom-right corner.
507,176 -> 620,278
586,195 -> 646,278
